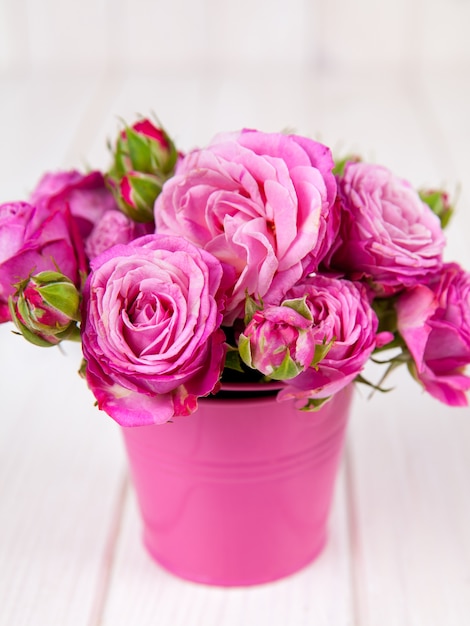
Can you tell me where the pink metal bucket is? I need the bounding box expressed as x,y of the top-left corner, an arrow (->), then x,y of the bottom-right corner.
121,384 -> 353,586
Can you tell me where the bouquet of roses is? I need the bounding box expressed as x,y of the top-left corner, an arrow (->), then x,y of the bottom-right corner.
1,118 -> 469,426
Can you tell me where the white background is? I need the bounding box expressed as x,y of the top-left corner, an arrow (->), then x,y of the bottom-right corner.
0,2 -> 470,625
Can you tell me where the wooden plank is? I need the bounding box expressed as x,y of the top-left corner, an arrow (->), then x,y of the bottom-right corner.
99,463 -> 354,626
332,68 -> 470,625
347,374 -> 470,625
0,75 -> 127,626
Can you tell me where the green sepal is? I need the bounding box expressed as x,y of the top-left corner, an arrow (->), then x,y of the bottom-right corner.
38,282 -> 80,321
301,396 -> 332,412
244,293 -> 263,325
56,323 -> 81,343
126,127 -> 153,173
269,351 -> 303,380
32,270 -> 69,284
238,334 -> 253,369
419,189 -> 453,229
311,336 -> 335,369
332,154 -> 361,177
354,374 -> 394,394
372,297 -> 398,335
281,296 -> 313,321
78,359 -> 88,379
16,294 -> 33,327
8,298 -> 56,347
130,173 -> 161,206
156,133 -> 179,175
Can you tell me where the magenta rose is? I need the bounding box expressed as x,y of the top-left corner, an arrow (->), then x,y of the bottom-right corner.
238,299 -> 315,380
277,274 -> 388,405
81,234 -> 229,426
85,210 -> 153,260
155,129 -> 338,323
30,170 -> 118,243
326,162 -> 446,295
0,201 -> 85,322
396,263 -> 470,406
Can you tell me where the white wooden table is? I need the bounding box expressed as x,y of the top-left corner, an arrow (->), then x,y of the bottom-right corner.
1,68 -> 469,626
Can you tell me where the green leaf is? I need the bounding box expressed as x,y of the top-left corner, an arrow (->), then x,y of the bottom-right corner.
224,348 -> 245,372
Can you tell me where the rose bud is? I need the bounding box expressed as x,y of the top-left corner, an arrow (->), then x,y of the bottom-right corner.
277,274 -> 385,407
0,201 -> 86,323
9,270 -> 81,347
419,188 -> 454,229
106,118 -> 178,222
238,297 -> 315,380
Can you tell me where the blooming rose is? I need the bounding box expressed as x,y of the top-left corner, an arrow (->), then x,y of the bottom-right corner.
30,170 -> 118,244
238,299 -> 315,380
81,234 -> 229,426
85,210 -> 153,260
277,274 -> 389,405
0,201 -> 85,322
155,129 -> 338,323
326,162 -> 446,295
396,263 -> 470,406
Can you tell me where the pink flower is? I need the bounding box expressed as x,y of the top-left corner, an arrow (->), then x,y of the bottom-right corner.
155,129 -> 338,323
0,201 -> 86,323
30,170 -> 118,243
85,210 -> 153,260
238,299 -> 315,379
81,234 -> 229,426
277,274 -> 384,405
396,263 -> 470,406
327,162 -> 445,295
10,270 -> 80,346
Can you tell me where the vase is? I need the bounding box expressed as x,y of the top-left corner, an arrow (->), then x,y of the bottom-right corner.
121,383 -> 353,587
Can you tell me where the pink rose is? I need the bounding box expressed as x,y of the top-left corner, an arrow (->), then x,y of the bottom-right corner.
396,263 -> 470,406
30,170 -> 118,243
277,275 -> 386,405
327,162 -> 445,295
81,234 -> 229,426
9,270 -> 80,346
85,210 -> 153,260
0,201 -> 85,322
238,299 -> 315,379
155,129 -> 338,323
